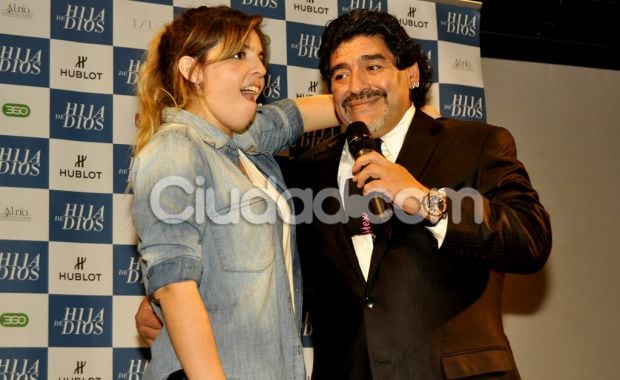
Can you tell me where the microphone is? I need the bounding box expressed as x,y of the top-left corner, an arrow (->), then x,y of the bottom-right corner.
346,121 -> 391,223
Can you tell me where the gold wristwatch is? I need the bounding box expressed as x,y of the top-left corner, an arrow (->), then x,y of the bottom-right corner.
421,189 -> 447,225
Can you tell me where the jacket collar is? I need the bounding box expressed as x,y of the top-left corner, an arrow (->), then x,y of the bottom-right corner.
161,107 -> 259,154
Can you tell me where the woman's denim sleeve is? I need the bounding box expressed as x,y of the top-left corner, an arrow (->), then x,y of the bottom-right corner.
250,99 -> 304,153
130,130 -> 204,295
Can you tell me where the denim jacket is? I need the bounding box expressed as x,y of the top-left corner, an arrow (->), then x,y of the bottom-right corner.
130,100 -> 305,379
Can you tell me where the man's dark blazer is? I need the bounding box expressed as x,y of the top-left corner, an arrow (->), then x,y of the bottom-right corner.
288,110 -> 552,380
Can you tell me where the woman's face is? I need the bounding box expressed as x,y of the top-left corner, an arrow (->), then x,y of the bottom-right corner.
191,30 -> 267,137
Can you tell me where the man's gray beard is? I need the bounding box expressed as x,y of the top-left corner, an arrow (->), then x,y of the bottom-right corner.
343,106 -> 389,134
367,112 -> 388,133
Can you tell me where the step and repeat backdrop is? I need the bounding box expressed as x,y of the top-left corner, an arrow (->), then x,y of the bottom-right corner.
0,0 -> 484,378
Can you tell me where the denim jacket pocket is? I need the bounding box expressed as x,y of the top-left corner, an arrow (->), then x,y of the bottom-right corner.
210,196 -> 277,272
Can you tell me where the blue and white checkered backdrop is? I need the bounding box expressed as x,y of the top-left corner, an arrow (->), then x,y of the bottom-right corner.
0,0 -> 483,378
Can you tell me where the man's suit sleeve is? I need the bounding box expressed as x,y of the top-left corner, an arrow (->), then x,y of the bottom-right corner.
440,126 -> 552,274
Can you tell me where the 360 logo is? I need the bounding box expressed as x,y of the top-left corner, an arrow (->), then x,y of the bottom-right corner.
2,103 -> 31,117
0,312 -> 29,327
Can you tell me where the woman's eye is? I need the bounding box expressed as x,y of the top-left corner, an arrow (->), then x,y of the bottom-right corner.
234,51 -> 246,59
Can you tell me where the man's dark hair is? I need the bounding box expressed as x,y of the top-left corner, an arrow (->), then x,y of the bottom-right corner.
318,9 -> 433,108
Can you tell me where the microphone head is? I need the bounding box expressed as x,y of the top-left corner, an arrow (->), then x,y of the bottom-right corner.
346,121 -> 375,158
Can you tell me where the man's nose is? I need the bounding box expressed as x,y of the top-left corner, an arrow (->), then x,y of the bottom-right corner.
347,68 -> 368,94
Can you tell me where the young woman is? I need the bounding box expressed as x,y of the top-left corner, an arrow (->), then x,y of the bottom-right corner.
130,6 -> 336,379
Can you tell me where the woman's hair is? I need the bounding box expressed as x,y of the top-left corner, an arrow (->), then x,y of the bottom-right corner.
318,9 -> 433,108
133,6 -> 267,155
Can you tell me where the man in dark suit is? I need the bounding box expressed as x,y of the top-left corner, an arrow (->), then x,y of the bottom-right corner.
288,9 -> 552,380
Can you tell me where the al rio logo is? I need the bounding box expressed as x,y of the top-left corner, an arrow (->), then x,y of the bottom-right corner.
3,103 -> 31,118
0,312 -> 29,327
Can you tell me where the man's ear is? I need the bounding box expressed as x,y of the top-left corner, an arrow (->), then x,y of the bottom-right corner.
407,63 -> 420,85
178,55 -> 201,84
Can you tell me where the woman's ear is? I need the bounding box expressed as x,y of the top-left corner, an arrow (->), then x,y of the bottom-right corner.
178,55 -> 201,84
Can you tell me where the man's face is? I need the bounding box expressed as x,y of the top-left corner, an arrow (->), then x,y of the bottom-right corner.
328,35 -> 417,137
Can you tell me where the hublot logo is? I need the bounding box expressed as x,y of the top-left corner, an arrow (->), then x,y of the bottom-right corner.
74,360 -> 86,375
75,155 -> 86,168
58,256 -> 103,282
399,7 -> 429,29
292,1 -> 329,15
75,55 -> 87,69
59,154 -> 103,180
295,80 -> 320,98
60,55 -> 103,81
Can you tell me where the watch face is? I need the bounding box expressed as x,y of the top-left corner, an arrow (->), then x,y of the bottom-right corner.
423,193 -> 447,217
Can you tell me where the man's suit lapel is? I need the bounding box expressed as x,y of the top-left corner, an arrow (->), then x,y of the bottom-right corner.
366,110 -> 442,285
396,110 -> 442,178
